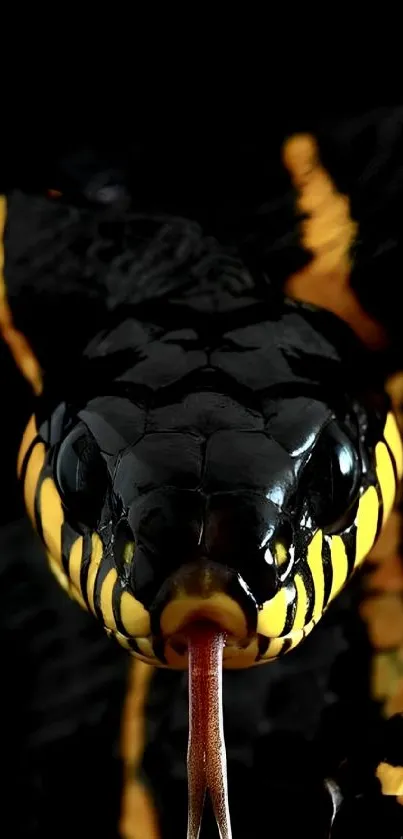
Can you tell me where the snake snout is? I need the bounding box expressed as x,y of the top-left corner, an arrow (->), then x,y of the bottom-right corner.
150,560 -> 259,645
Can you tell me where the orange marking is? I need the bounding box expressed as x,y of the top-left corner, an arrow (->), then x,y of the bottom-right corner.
282,135 -> 387,351
0,196 -> 43,393
119,661 -> 160,838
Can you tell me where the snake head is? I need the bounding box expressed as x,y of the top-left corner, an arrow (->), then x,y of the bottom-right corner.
19,374 -> 402,670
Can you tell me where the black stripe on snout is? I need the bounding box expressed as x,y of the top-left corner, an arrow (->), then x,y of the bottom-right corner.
112,578 -> 128,636
342,524 -> 358,577
93,555 -> 114,624
299,551 -> 315,625
281,581 -> 297,636
384,437 -> 399,488
33,470 -> 47,544
322,536 -> 333,609
61,521 -> 77,576
79,532 -> 93,609
20,435 -> 41,487
375,480 -> 384,542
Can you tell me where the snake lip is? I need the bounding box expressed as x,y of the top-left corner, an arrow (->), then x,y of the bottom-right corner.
151,625 -> 262,670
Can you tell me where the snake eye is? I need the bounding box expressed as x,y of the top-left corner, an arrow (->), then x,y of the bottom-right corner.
306,422 -> 361,534
55,421 -> 108,527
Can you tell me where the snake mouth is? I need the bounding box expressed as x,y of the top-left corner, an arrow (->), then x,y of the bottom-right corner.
148,560 -> 259,668
161,629 -> 261,669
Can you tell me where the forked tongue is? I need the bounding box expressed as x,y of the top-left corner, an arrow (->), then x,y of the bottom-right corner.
186,621 -> 232,839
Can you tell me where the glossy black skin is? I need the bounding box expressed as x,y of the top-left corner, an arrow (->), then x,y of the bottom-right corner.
38,294 -> 388,619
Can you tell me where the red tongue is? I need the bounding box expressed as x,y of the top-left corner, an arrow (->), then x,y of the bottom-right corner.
187,622 -> 232,839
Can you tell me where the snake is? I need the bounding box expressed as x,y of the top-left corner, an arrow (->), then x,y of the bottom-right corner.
1,142 -> 403,838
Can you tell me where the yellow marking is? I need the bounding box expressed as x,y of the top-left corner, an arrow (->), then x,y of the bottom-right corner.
23,441 -> 46,524
307,530 -> 324,621
0,196 -> 43,393
17,414 -> 37,478
376,441 -> 397,524
329,535 -> 349,601
257,587 -> 288,638
293,572 -> 308,630
86,534 -> 104,614
69,537 -> 84,591
40,477 -> 64,563
160,593 -> 248,639
384,412 -> 403,479
100,568 -> 119,630
120,591 -> 151,638
356,485 -> 381,566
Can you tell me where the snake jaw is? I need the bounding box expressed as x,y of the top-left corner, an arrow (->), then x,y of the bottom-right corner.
187,622 -> 232,839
